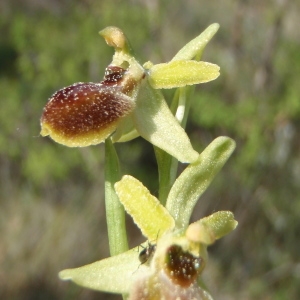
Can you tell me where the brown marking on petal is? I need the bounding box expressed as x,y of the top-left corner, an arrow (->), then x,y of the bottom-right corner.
103,66 -> 126,86
40,82 -> 134,147
102,65 -> 142,98
120,76 -> 139,95
164,245 -> 204,287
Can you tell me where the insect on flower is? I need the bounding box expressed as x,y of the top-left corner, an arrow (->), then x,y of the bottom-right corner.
138,242 -> 156,264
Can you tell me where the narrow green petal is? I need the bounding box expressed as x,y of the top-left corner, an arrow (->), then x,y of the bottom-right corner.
148,60 -> 220,89
166,137 -> 236,229
133,81 -> 199,163
200,211 -> 238,240
115,175 -> 175,241
172,23 -> 220,61
59,248 -> 145,294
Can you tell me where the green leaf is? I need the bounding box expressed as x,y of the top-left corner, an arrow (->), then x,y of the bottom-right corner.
148,60 -> 220,89
166,137 -> 236,229
172,23 -> 220,61
115,175 -> 175,241
133,81 -> 199,163
59,248 -> 145,294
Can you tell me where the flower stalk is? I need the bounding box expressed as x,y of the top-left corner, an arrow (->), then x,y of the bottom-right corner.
105,138 -> 128,255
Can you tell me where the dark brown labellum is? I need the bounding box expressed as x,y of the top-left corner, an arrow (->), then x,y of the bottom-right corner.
40,82 -> 135,147
164,244 -> 204,287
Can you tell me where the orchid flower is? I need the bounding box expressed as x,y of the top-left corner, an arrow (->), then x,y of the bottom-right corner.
59,137 -> 237,299
40,24 -> 220,163
40,23 -> 238,299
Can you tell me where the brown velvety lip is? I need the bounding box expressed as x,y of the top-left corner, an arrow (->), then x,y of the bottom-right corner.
40,82 -> 135,146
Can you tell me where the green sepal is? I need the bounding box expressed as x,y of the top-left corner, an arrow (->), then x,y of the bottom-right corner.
133,80 -> 199,163
166,137 -> 236,229
59,247 -> 145,294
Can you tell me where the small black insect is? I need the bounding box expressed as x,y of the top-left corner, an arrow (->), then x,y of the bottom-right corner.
138,243 -> 156,264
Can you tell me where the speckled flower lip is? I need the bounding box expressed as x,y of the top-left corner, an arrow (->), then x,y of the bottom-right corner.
40,65 -> 137,147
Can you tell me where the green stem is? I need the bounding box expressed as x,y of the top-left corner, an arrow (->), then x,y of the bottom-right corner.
105,138 -> 128,256
154,146 -> 177,205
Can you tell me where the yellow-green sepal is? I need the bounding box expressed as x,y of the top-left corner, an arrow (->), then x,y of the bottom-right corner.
59,247 -> 144,294
133,80 -> 199,163
166,137 -> 236,229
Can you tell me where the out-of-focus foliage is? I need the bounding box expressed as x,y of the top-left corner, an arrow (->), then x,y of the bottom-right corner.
1,0 -> 299,299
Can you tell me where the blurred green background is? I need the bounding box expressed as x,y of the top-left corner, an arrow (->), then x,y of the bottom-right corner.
1,0 -> 299,299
